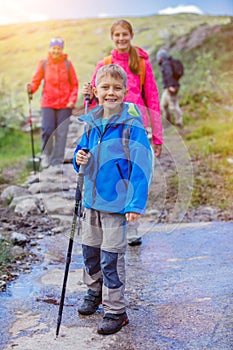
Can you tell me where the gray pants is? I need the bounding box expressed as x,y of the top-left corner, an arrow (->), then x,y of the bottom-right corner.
81,208 -> 128,314
41,107 -> 71,166
161,89 -> 183,126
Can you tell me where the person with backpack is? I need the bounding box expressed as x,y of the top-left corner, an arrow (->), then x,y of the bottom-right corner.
156,48 -> 184,127
82,19 -> 163,246
26,37 -> 78,172
73,64 -> 153,335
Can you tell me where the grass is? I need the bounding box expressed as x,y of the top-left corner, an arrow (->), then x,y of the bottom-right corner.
177,21 -> 233,210
0,239 -> 13,275
0,127 -> 41,184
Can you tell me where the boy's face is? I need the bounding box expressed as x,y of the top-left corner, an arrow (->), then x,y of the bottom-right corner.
94,74 -> 128,115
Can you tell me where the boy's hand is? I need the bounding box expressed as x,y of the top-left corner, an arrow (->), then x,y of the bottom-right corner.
76,149 -> 91,166
126,212 -> 141,222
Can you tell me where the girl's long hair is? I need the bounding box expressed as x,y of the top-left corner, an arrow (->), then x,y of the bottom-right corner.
110,19 -> 140,75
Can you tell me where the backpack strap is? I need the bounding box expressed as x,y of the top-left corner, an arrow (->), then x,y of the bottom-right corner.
43,59 -> 47,75
103,55 -> 112,65
65,59 -> 71,84
103,55 -> 146,95
138,57 -> 146,94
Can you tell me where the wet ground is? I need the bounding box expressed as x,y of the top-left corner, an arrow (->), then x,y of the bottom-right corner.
1,220 -> 233,350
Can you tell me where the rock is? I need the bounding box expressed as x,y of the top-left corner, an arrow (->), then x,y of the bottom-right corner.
0,185 -> 30,203
11,232 -> 28,246
0,280 -> 6,290
9,194 -> 39,208
28,181 -> 70,194
14,198 -> 42,217
10,245 -> 25,258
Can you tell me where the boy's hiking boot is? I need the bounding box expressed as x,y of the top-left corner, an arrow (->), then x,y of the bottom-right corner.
97,312 -> 129,335
78,289 -> 102,315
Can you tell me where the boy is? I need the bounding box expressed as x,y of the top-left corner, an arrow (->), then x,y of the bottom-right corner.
73,64 -> 152,335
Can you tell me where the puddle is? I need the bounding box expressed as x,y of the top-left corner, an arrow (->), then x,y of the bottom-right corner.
0,233 -> 84,348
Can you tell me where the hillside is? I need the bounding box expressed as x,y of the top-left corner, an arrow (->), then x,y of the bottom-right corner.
0,13 -> 230,111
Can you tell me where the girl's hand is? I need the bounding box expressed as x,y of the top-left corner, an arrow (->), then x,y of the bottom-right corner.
82,82 -> 94,100
125,212 -> 141,222
76,149 -> 91,166
153,144 -> 162,157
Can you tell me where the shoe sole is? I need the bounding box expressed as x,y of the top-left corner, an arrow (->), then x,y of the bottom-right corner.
97,317 -> 129,335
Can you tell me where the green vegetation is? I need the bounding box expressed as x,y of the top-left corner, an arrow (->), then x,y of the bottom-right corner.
171,20 -> 233,210
0,14 -> 232,213
0,125 -> 41,184
0,239 -> 13,274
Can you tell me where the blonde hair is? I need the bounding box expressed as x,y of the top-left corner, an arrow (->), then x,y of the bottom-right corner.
110,19 -> 140,75
95,64 -> 127,87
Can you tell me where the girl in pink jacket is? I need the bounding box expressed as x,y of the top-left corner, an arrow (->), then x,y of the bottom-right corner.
83,19 -> 163,157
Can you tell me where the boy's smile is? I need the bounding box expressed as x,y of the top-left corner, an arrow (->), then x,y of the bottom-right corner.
94,75 -> 128,117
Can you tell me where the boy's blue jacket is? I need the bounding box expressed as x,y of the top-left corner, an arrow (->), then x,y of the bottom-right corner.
73,102 -> 153,215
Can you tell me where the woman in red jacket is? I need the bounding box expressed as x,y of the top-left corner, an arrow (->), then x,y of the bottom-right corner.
26,37 -> 78,171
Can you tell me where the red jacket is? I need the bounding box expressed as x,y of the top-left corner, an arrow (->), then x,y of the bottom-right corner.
30,53 -> 78,109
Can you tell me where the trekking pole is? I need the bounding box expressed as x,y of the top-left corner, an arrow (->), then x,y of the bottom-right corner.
27,91 -> 37,174
56,95 -> 90,337
56,152 -> 88,337
84,83 -> 91,114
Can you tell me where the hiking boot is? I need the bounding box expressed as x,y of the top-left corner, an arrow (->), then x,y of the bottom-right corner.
52,164 -> 63,174
78,289 -> 102,315
128,237 -> 142,246
97,312 -> 129,335
41,155 -> 50,169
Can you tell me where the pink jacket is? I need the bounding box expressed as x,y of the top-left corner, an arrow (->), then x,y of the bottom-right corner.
90,48 -> 163,144
30,53 -> 78,109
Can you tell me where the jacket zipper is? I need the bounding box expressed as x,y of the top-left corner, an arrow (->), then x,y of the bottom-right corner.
116,163 -> 128,190
91,124 -> 111,207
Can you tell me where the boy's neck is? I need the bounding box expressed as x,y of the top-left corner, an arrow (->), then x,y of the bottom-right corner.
103,104 -> 123,119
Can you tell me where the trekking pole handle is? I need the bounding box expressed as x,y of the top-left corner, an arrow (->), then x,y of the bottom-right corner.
28,92 -> 33,102
79,148 -> 89,175
85,82 -> 91,102
26,84 -> 33,101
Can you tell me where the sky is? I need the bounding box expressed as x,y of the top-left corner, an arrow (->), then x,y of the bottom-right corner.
0,0 -> 233,26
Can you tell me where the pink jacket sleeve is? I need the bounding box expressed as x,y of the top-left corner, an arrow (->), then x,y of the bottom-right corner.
143,60 -> 163,144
